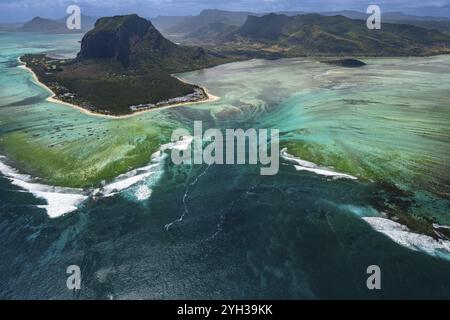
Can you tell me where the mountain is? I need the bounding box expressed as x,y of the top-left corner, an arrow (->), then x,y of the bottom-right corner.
19,17 -> 70,33
153,9 -> 450,38
382,12 -> 450,21
319,10 -> 450,33
168,10 -> 450,46
22,14 -> 232,115
0,23 -> 21,32
19,15 -> 96,34
78,14 -> 186,66
384,19 -> 450,34
219,13 -> 450,57
151,15 -> 190,32
77,14 -> 228,71
405,5 -> 450,18
183,19 -> 240,44
56,14 -> 97,31
165,9 -> 253,34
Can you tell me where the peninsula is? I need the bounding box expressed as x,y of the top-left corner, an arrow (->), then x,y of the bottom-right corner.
21,14 -> 232,116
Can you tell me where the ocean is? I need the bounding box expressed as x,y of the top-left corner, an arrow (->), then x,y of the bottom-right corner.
0,31 -> 449,299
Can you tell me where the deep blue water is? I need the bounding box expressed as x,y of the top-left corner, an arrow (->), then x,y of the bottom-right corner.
1,161 -> 450,299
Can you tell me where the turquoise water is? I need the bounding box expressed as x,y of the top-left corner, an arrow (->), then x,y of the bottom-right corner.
0,32 -> 449,299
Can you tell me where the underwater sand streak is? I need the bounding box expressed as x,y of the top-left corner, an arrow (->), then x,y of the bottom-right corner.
164,162 -> 211,231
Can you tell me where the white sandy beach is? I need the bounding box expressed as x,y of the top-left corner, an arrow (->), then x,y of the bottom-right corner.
18,57 -> 220,120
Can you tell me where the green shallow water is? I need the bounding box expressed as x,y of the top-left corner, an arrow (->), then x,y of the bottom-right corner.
184,57 -> 450,227
0,33 -> 185,187
2,43 -> 450,192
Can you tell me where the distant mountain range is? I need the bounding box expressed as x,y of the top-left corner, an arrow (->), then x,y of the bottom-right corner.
214,13 -> 450,58
18,15 -> 97,34
14,9 -> 450,36
153,9 -> 252,34
152,9 -> 289,35
151,9 -> 450,42
183,20 -> 241,45
321,10 -> 450,22
320,10 -> 450,33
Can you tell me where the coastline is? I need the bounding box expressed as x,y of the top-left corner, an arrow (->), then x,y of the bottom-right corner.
18,57 -> 220,120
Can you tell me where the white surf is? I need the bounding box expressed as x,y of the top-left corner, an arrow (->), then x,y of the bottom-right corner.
281,148 -> 357,180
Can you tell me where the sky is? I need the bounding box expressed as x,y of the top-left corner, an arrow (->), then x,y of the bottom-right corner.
0,0 -> 449,23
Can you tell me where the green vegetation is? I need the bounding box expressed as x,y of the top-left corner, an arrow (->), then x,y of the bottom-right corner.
184,21 -> 240,45
211,13 -> 450,58
21,14 -> 233,116
164,9 -> 251,34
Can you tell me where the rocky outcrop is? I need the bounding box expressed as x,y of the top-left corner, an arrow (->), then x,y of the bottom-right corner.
78,14 -> 178,66
322,58 -> 367,67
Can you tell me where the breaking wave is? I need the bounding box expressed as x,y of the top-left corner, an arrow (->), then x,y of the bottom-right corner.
340,203 -> 450,260
0,156 -> 87,218
281,148 -> 357,180
363,217 -> 450,261
0,136 -> 193,218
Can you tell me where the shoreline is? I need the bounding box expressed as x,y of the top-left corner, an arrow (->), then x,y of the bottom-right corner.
18,57 -> 220,120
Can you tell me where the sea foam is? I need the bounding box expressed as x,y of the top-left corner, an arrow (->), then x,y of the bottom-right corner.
281,148 -> 357,180
0,157 -> 87,218
363,217 -> 450,260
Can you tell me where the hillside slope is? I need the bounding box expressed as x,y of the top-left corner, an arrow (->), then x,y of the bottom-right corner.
166,9 -> 251,34
219,13 -> 450,57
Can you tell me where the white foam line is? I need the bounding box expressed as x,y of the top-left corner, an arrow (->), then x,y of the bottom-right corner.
99,171 -> 155,197
433,223 -> 450,230
363,217 -> 450,260
0,158 -> 87,218
281,148 -> 357,180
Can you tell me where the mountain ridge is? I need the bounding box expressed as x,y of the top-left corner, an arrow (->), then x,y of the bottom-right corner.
152,9 -> 450,41
216,13 -> 450,57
